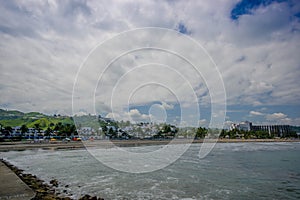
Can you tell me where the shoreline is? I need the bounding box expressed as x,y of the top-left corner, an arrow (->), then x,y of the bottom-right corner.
0,138 -> 299,152
0,159 -> 104,200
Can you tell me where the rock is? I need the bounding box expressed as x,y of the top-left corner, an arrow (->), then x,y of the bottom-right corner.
2,159 -> 107,200
79,194 -> 91,200
36,189 -> 47,194
61,197 -> 72,200
78,195 -> 104,200
50,179 -> 59,187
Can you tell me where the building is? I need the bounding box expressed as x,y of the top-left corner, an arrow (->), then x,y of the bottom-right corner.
79,127 -> 95,135
251,124 -> 291,137
230,121 -> 252,131
231,121 -> 291,137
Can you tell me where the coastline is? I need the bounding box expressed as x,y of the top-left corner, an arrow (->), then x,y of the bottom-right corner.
0,159 -> 104,200
0,138 -> 299,152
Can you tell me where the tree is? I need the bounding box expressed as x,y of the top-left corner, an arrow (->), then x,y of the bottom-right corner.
4,126 -> 13,136
54,122 -> 63,132
107,127 -> 117,138
226,129 -> 237,139
44,127 -> 52,136
196,127 -> 207,139
61,124 -> 77,136
219,129 -> 227,138
255,130 -> 269,139
0,123 -> 3,134
20,124 -> 29,135
34,123 -> 41,133
162,124 -> 172,133
101,125 -> 108,133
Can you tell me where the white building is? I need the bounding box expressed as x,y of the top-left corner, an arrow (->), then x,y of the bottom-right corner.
230,121 -> 252,131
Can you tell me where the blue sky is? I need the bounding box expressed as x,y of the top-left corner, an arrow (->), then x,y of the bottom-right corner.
231,0 -> 287,20
0,0 -> 300,127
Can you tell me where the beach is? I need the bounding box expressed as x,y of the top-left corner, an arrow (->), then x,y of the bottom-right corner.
0,138 -> 299,152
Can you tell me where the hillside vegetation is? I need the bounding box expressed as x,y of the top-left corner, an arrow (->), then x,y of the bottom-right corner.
0,109 -> 74,130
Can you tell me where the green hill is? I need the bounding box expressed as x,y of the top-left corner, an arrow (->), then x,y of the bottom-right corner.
0,109 -> 25,119
0,109 -> 111,131
0,109 -> 74,130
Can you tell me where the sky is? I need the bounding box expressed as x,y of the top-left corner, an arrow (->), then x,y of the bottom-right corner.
0,0 -> 300,127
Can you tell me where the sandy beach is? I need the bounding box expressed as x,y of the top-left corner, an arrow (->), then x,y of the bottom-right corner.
0,138 -> 299,152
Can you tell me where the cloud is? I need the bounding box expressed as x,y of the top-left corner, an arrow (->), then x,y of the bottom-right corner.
266,112 -> 287,120
127,109 -> 150,122
161,102 -> 174,110
263,112 -> 300,125
106,109 -> 151,123
250,111 -> 264,116
0,0 -> 299,125
198,119 -> 208,127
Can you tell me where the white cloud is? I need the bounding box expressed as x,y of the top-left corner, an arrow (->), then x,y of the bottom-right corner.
264,113 -> 300,126
161,102 -> 174,110
198,119 -> 208,127
106,109 -> 150,123
266,112 -> 287,120
250,111 -> 264,116
0,0 -> 299,125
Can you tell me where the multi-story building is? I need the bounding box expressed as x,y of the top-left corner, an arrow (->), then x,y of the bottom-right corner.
230,121 -> 252,131
251,124 -> 291,137
231,121 -> 291,137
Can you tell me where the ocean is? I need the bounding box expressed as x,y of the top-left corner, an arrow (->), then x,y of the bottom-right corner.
1,142 -> 300,199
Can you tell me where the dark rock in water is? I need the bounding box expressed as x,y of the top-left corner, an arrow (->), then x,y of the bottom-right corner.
65,184 -> 69,188
50,179 -> 59,187
78,195 -> 104,200
36,189 -> 47,194
61,197 -> 72,200
79,194 -> 91,200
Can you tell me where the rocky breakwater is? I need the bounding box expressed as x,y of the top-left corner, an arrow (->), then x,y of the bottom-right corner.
1,159 -> 104,200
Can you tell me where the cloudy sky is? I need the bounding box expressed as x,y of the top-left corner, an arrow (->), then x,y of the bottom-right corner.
0,0 -> 300,127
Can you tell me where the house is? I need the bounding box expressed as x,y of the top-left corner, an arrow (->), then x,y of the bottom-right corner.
79,127 -> 95,135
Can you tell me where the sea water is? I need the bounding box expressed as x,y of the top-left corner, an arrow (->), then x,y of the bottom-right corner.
1,142 -> 300,199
